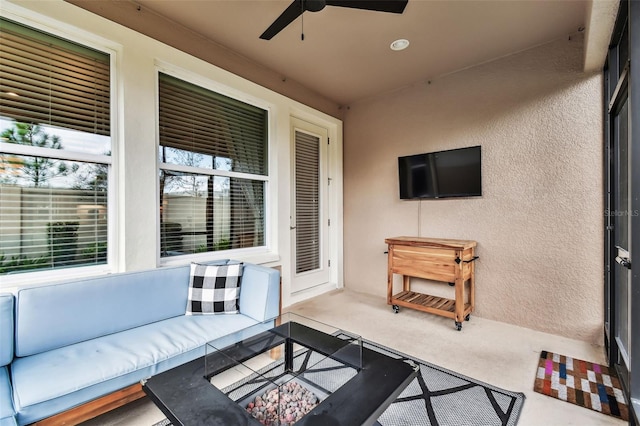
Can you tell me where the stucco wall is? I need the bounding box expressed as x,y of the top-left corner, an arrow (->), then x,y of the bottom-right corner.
343,34 -> 604,344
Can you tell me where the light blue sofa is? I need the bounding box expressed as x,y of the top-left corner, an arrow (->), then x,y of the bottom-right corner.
2,261 -> 280,425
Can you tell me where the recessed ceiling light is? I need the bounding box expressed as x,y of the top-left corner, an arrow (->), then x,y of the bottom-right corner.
390,39 -> 409,51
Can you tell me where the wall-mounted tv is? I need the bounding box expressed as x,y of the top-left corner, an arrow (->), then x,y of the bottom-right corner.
398,146 -> 482,199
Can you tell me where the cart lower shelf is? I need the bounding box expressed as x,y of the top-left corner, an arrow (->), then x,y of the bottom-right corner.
390,291 -> 471,330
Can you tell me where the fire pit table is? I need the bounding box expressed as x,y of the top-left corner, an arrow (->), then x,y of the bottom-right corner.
142,313 -> 417,426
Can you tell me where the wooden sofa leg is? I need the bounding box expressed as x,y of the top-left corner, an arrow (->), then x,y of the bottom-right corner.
32,383 -> 146,426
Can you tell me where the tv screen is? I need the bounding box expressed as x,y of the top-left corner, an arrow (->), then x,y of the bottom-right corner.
398,146 -> 482,199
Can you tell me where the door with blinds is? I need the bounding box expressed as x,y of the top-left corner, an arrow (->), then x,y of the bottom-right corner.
291,118 -> 330,293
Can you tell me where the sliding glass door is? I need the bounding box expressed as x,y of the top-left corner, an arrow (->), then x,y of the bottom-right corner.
604,2 -> 640,423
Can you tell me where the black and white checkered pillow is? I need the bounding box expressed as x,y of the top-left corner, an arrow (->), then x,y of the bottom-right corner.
186,262 -> 243,315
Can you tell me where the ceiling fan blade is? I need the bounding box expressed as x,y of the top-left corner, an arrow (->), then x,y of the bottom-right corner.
325,0 -> 408,14
260,0 -> 304,40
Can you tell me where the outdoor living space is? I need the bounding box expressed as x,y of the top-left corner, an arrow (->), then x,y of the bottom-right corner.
81,289 -> 624,426
0,0 -> 635,425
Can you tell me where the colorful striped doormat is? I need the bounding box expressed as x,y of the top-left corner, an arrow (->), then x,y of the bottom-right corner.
534,351 -> 628,421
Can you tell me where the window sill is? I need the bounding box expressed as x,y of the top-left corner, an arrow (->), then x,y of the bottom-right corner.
159,248 -> 280,268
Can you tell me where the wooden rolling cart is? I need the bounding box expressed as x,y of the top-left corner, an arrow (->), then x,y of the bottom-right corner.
385,237 -> 478,330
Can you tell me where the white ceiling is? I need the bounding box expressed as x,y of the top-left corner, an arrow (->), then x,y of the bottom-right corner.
69,0 -> 615,106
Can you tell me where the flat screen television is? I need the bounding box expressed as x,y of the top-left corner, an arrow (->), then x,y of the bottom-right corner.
398,146 -> 482,199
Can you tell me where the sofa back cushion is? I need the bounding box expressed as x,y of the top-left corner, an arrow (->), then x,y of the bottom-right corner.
239,263 -> 280,322
15,265 -> 193,357
0,294 -> 14,366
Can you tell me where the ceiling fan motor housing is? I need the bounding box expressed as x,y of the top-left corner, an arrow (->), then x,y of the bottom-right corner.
305,0 -> 327,12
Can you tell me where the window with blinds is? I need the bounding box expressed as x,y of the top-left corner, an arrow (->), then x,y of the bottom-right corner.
158,73 -> 267,257
0,18 -> 111,276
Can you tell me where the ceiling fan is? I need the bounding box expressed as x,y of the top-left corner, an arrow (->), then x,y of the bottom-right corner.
260,0 -> 409,40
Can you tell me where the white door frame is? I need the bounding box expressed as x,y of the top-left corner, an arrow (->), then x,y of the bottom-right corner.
287,115 -> 343,304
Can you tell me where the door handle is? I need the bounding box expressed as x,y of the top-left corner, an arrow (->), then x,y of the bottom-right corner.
615,246 -> 631,269
616,256 -> 632,269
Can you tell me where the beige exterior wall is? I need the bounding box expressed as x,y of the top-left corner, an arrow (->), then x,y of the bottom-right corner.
343,34 -> 604,344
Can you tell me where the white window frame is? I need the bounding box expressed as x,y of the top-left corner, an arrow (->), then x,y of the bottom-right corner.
155,62 -> 277,267
0,5 -> 120,289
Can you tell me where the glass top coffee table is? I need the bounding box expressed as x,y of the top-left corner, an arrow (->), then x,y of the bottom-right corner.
142,313 -> 417,426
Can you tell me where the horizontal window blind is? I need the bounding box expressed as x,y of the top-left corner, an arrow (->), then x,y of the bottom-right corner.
295,130 -> 320,274
159,171 -> 264,256
0,18 -> 110,137
158,73 -> 267,175
0,156 -> 108,274
158,73 -> 267,258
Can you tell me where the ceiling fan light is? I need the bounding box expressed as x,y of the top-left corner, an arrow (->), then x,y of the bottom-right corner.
390,39 -> 410,51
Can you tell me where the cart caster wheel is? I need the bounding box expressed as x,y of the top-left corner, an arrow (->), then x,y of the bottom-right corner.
392,305 -> 400,314
465,314 -> 470,321
455,322 -> 462,331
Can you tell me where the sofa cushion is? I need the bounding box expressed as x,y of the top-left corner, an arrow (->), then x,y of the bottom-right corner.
14,263 -> 224,357
0,367 -> 17,426
186,263 -> 242,315
239,263 -> 281,322
11,313 -> 259,425
0,294 -> 14,366
15,261 -> 234,357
